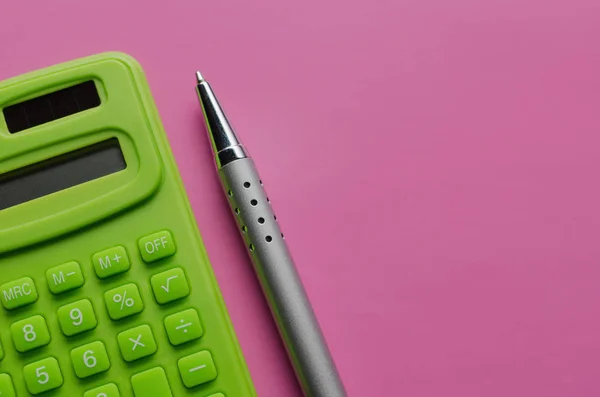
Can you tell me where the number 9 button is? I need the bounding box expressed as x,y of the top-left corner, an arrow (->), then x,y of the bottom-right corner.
57,299 -> 98,336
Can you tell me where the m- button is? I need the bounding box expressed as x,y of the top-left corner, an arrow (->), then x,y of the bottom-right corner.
138,230 -> 176,263
0,277 -> 38,310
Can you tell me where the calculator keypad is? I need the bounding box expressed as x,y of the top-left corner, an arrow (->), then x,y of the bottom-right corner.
117,324 -> 157,362
0,229 -> 221,394
104,283 -> 144,320
70,341 -> 111,379
131,367 -> 173,397
93,246 -> 131,279
0,373 -> 15,397
11,315 -> 51,353
23,357 -> 63,395
178,350 -> 218,388
151,267 -> 190,304
164,309 -> 204,346
0,277 -> 38,310
83,382 -> 121,397
138,230 -> 176,263
46,262 -> 84,294
57,299 -> 98,336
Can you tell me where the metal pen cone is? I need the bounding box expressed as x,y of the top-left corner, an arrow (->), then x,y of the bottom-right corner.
196,73 -> 248,168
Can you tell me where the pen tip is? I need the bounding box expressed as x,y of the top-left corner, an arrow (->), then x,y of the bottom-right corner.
196,71 -> 205,84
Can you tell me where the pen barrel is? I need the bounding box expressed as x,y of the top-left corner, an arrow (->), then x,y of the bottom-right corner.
219,158 -> 347,397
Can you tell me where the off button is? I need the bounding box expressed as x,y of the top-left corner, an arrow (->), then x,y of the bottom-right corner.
138,230 -> 176,263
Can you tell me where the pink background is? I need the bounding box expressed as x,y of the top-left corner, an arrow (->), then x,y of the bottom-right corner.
2,1 -> 600,396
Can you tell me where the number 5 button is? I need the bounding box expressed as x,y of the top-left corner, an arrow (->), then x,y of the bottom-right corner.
57,299 -> 98,336
151,268 -> 190,304
23,357 -> 63,395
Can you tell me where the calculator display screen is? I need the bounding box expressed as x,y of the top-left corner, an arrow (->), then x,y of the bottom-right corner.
0,138 -> 126,211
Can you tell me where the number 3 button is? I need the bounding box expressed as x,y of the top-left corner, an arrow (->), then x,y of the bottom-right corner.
23,357 -> 63,395
57,299 -> 98,336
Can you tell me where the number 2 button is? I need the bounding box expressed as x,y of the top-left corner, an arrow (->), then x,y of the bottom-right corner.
58,299 -> 98,336
23,357 -> 63,395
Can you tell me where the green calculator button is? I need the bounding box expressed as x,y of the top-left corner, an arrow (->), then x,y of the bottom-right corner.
57,299 -> 98,336
178,350 -> 218,388
151,267 -> 190,304
131,367 -> 173,397
11,315 -> 51,353
208,394 -> 225,397
164,309 -> 204,346
0,277 -> 37,310
104,283 -> 144,320
93,246 -> 130,279
70,341 -> 110,378
84,383 -> 120,397
23,357 -> 63,395
117,324 -> 157,362
0,373 -> 16,397
139,230 -> 176,263
46,261 -> 84,294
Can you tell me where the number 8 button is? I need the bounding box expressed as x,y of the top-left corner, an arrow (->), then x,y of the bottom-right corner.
10,315 -> 51,353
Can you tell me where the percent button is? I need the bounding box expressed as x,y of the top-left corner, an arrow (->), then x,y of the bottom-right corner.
104,284 -> 144,320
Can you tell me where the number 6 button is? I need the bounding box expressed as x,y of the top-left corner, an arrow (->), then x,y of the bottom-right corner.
57,299 -> 98,336
70,341 -> 110,378
23,357 -> 63,395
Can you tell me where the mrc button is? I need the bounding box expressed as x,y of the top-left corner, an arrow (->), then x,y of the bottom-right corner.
138,230 -> 176,263
1,277 -> 38,310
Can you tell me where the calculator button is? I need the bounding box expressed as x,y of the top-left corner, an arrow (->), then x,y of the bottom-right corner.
138,230 -> 176,263
70,341 -> 111,379
104,283 -> 144,320
164,309 -> 204,346
0,373 -> 16,397
117,324 -> 157,362
57,299 -> 98,336
177,351 -> 218,388
84,383 -> 120,397
11,315 -> 51,353
46,261 -> 84,294
93,246 -> 131,279
207,394 -> 225,397
131,367 -> 173,397
23,357 -> 63,395
0,277 -> 38,310
150,267 -> 190,304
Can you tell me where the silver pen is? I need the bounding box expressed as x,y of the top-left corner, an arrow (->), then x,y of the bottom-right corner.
196,71 -> 347,397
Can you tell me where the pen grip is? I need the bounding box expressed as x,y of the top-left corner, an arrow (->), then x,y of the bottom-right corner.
219,158 -> 347,397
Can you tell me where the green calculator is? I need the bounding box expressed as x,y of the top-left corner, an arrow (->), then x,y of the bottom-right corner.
0,53 -> 257,396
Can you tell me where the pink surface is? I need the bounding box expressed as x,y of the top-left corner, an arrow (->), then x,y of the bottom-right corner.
2,1 -> 600,396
